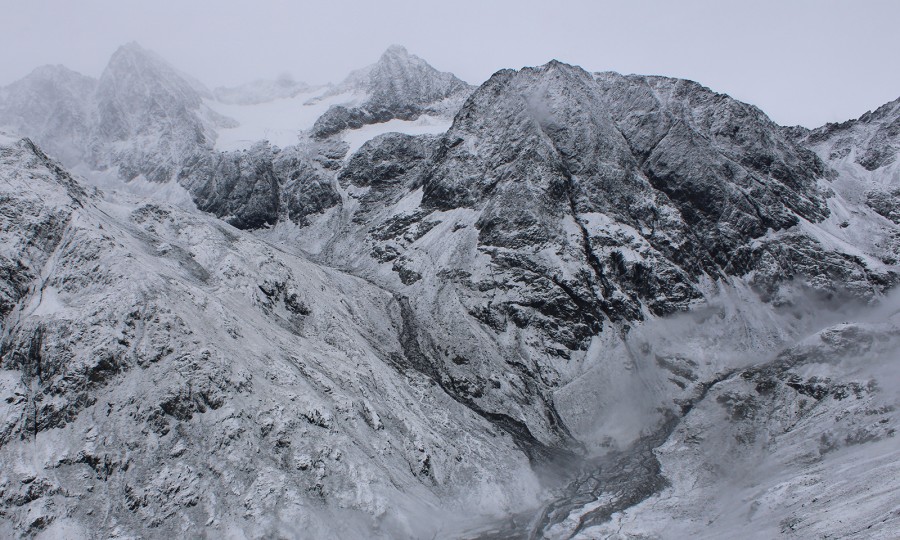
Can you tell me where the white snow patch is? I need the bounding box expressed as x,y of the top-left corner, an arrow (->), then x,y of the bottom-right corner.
208,89 -> 367,152
75,166 -> 198,211
341,115 -> 452,157
390,187 -> 424,215
31,286 -> 64,316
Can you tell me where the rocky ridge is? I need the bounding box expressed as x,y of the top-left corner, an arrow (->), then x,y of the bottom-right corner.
0,45 -> 898,538
310,45 -> 473,139
0,134 -> 540,538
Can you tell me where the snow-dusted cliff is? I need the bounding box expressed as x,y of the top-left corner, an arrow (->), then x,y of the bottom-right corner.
310,45 -> 472,139
0,135 -> 540,538
0,42 -> 898,539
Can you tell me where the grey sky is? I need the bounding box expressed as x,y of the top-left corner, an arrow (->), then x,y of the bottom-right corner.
2,0 -> 897,128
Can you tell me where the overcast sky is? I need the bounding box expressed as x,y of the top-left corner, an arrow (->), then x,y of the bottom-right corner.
2,0 -> 897,127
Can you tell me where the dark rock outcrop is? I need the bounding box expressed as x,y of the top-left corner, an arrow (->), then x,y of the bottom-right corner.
311,45 -> 472,139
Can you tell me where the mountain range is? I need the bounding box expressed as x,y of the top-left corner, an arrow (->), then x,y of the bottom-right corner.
0,43 -> 898,539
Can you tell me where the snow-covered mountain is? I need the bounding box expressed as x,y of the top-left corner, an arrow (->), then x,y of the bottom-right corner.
0,42 -> 898,539
801,96 -> 900,175
310,45 -> 473,139
0,43 -> 232,184
0,134 -> 540,538
277,59 -> 899,466
0,65 -> 96,164
788,96 -> 900,229
90,42 -> 234,183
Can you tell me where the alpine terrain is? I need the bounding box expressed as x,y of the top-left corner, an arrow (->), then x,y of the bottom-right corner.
0,43 -> 898,539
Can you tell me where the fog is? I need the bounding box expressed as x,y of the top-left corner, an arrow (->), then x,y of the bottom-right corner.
2,0 -> 899,127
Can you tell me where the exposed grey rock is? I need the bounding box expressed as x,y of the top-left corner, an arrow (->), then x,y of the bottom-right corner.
867,188 -> 900,224
311,45 -> 472,139
1,45 -> 900,540
800,96 -> 900,171
289,61 -> 899,486
177,140 -> 343,229
0,136 -> 540,539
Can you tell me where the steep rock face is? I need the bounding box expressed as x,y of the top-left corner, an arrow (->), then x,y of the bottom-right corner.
0,136 -> 539,539
791,97 -> 900,237
311,46 -> 472,139
594,72 -> 830,266
803,96 -> 900,172
416,60 -> 888,331
90,42 -> 234,182
0,66 -> 97,164
0,136 -> 88,318
290,61 -> 899,469
178,140 -> 344,229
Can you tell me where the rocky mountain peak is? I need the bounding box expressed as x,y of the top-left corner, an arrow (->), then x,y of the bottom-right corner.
381,43 -> 410,58
0,65 -> 97,164
310,46 -> 472,138
98,42 -> 208,129
801,94 -> 900,172
90,43 -> 231,181
367,45 -> 469,102
324,44 -> 469,105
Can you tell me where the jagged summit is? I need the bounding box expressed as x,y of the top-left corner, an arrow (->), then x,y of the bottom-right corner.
0,45 -> 899,539
801,94 -> 900,172
382,43 -> 410,56
91,42 -> 232,181
99,41 -> 211,114
310,45 -> 472,138
787,93 -> 900,227
332,44 -> 468,96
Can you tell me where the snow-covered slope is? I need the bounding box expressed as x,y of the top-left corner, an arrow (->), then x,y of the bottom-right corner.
276,60 -> 900,474
0,135 -> 542,539
1,45 -> 899,539
310,45 -> 472,139
789,96 -> 900,231
466,298 -> 900,539
206,87 -> 359,152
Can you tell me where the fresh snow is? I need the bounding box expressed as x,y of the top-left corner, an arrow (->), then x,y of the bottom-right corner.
30,286 -> 64,316
74,165 -> 199,211
207,89 -> 367,151
341,115 -> 452,157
